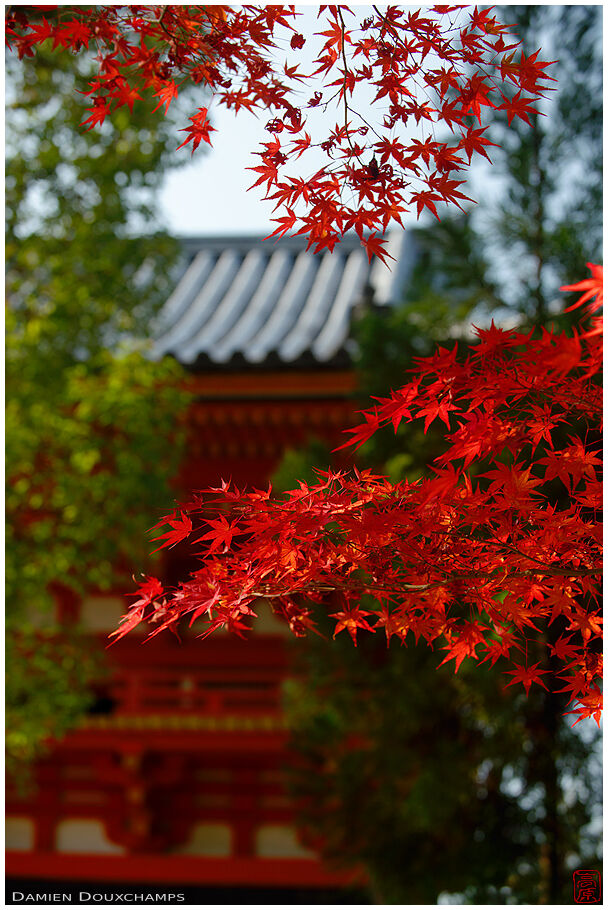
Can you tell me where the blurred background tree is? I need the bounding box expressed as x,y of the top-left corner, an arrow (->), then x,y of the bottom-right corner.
284,628 -> 600,904
471,5 -> 602,326
5,43 -> 195,777
279,6 -> 602,903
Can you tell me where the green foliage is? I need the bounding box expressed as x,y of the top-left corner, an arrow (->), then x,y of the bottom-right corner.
271,438 -> 333,493
6,629 -> 102,783
471,5 -> 602,324
6,44 -> 186,361
6,351 -> 188,609
6,45 -> 194,774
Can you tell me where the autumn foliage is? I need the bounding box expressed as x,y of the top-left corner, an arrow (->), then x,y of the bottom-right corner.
7,4 -> 555,262
113,268 -> 603,726
6,7 -> 602,724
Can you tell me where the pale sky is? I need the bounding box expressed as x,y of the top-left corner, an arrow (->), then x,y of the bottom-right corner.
160,6 -> 368,237
155,5 -> 555,242
159,101 -> 295,237
159,4 -> 428,238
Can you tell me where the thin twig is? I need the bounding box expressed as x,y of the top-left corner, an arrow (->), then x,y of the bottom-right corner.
336,8 -> 365,167
248,565 -> 601,601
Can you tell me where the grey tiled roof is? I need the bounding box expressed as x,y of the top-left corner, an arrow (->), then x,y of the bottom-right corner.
152,231 -> 414,369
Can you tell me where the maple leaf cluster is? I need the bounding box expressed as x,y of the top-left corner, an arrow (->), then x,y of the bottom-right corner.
6,5 -> 554,263
8,6 -> 600,724
114,268 -> 602,727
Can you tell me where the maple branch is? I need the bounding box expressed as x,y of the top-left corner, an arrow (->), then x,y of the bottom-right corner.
439,527 -> 598,574
336,8 -> 364,168
371,6 -> 403,48
348,107 -> 385,145
249,566 -> 601,601
14,5 -> 597,719
153,6 -> 173,44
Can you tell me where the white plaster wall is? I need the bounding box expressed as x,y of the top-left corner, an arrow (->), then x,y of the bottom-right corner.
79,596 -> 124,632
6,817 -> 34,850
172,822 -> 232,856
255,824 -> 315,858
55,819 -> 125,854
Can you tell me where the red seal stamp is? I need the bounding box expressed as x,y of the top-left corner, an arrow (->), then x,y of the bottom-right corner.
573,870 -> 601,904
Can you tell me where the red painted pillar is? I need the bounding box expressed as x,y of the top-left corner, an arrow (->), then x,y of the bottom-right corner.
48,581 -> 80,624
232,769 -> 259,857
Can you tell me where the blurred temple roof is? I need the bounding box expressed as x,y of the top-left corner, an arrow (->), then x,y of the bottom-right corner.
152,231 -> 415,370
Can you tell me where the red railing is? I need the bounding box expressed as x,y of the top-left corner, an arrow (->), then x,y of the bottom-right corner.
97,633 -> 288,717
109,667 -> 282,715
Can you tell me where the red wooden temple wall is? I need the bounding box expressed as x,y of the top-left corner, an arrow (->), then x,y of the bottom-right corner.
6,369 -> 364,894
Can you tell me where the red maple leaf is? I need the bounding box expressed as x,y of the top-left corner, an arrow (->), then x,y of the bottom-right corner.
417,395 -> 458,433
152,81 -> 179,114
126,575 -> 164,610
561,263 -> 604,315
335,409 -> 381,451
548,635 -> 580,662
497,90 -> 538,126
566,687 -> 603,727
108,576 -> 165,643
503,662 -> 550,696
81,99 -> 110,131
197,515 -> 240,553
565,610 -> 602,645
439,622 -> 486,672
361,232 -> 395,266
330,608 -> 375,645
54,20 -> 92,50
151,512 -> 193,552
484,462 -> 544,505
176,107 -> 215,152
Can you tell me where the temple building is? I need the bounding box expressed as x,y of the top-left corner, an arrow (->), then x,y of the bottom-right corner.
6,231 -> 413,902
